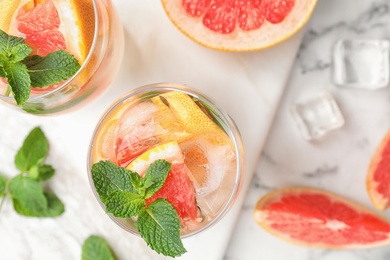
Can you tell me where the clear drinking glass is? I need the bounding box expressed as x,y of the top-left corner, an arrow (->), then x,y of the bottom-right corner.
0,0 -> 124,114
87,83 -> 245,238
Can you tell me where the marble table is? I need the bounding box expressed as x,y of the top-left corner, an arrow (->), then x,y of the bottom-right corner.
226,0 -> 390,260
0,0 -> 389,260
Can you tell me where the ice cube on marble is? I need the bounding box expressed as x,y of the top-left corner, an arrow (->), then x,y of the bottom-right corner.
291,91 -> 345,140
333,39 -> 390,89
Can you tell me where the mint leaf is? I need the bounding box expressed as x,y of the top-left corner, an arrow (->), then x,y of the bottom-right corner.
10,44 -> 32,63
143,160 -> 171,199
24,50 -> 80,88
0,29 -> 25,54
82,235 -> 116,260
91,161 -> 136,203
37,164 -> 55,181
105,191 -> 145,218
41,191 -> 64,217
0,67 -> 5,78
2,61 -> 30,106
0,175 -> 8,197
15,127 -> 49,173
9,175 -> 47,216
136,199 -> 186,257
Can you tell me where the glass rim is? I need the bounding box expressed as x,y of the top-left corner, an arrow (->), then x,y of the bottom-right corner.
86,82 -> 245,239
0,0 -> 99,102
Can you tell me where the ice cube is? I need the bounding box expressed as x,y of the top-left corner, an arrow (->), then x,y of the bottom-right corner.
180,134 -> 237,216
290,91 -> 345,140
333,39 -> 390,89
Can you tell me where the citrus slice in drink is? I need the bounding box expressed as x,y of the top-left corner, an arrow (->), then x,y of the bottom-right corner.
161,0 -> 318,51
115,100 -> 190,167
127,141 -> 185,176
254,187 -> 390,249
367,130 -> 390,210
93,101 -> 131,163
0,0 -> 23,32
10,0 -> 95,63
151,91 -> 230,146
127,142 -> 199,224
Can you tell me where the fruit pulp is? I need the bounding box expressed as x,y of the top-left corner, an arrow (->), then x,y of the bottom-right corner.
90,86 -> 242,235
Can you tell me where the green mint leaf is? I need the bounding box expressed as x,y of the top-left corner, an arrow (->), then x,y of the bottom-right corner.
10,44 -> 32,63
82,235 -> 116,260
2,61 -> 30,106
24,50 -> 80,88
37,164 -> 55,181
0,175 -> 8,197
15,127 -> 49,173
9,175 -> 47,216
0,66 -> 5,78
0,29 -> 25,54
91,161 -> 136,203
143,160 -> 171,199
135,199 -> 186,257
41,191 -> 64,217
105,190 -> 145,218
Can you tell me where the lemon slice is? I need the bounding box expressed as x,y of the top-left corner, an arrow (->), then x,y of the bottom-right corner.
127,141 -> 184,177
0,0 -> 23,32
152,91 -> 231,146
152,91 -> 223,135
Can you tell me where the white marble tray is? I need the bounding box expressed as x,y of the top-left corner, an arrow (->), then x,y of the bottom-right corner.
0,0 -> 304,259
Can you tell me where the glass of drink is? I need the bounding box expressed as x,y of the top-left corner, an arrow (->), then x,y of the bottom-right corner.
0,0 -> 124,114
87,83 -> 245,243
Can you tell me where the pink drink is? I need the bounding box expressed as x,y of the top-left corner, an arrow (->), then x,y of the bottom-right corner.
0,0 -> 124,114
87,83 -> 245,236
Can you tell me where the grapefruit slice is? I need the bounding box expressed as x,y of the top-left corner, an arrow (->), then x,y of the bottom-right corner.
161,0 -> 318,51
367,130 -> 390,211
12,0 -> 95,63
254,187 -> 390,249
127,142 -> 199,224
115,100 -> 190,167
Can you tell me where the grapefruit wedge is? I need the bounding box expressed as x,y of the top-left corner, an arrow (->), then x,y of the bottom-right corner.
254,187 -> 390,249
367,130 -> 390,211
127,142 -> 200,224
161,0 -> 318,51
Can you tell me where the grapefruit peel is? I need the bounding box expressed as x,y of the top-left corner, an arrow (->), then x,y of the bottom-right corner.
254,187 -> 390,249
367,130 -> 390,211
161,0 -> 319,51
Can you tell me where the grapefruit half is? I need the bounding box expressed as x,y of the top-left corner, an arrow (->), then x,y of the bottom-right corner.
367,130 -> 390,211
161,0 -> 318,51
254,187 -> 390,249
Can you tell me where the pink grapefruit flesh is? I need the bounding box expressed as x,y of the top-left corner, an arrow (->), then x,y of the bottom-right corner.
146,163 -> 199,224
367,131 -> 390,211
254,187 -> 390,249
161,0 -> 318,51
17,0 -> 67,56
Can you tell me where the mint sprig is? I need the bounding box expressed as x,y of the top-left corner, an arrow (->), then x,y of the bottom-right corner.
91,160 -> 187,257
0,29 -> 81,106
82,235 -> 116,260
0,127 -> 64,217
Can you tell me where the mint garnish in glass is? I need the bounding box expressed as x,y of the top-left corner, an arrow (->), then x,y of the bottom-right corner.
91,160 -> 187,257
0,29 -> 80,106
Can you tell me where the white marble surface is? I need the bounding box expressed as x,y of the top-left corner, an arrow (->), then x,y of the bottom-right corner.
0,0 -> 301,259
1,0 -> 389,259
225,0 -> 390,260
